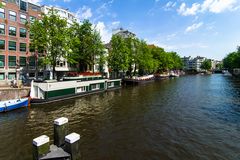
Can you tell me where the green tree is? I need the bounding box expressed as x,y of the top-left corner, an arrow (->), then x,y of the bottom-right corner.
69,20 -> 105,72
150,46 -> 182,72
136,40 -> 156,75
200,59 -> 212,71
29,8 -> 69,79
223,46 -> 240,71
125,37 -> 139,77
168,52 -> 183,70
108,35 -> 130,77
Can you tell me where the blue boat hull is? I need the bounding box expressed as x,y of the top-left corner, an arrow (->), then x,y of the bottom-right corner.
0,98 -> 29,113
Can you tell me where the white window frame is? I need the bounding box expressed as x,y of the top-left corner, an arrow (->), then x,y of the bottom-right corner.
0,24 -> 5,35
9,26 -> 17,36
108,82 -> 114,88
20,14 -> 27,23
9,11 -> 17,21
91,84 -> 100,90
76,86 -> 86,93
0,8 -> 5,18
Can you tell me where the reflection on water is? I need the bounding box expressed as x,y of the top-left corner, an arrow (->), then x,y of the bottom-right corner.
0,75 -> 240,160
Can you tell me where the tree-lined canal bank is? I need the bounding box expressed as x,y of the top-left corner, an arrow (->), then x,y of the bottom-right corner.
0,75 -> 240,160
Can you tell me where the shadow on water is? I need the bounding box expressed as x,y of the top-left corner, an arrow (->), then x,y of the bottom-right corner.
1,74 -> 240,160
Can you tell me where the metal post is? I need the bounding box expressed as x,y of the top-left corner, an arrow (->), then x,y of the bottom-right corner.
65,133 -> 80,160
32,135 -> 50,160
54,117 -> 69,147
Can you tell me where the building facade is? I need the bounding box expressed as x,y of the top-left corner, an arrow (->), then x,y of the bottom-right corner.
0,0 -> 41,84
113,27 -> 136,39
41,5 -> 76,25
182,56 -> 207,72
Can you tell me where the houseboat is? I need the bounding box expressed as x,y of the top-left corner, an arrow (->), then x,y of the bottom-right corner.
30,76 -> 121,104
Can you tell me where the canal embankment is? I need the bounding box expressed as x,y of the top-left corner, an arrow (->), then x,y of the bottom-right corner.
0,87 -> 30,101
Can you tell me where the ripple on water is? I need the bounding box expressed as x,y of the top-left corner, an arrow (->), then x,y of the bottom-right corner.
1,75 -> 240,160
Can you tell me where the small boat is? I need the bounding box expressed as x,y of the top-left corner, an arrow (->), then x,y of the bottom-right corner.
0,98 -> 29,113
169,71 -> 180,77
223,70 -> 232,76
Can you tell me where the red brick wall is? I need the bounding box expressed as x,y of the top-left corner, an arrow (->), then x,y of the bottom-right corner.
0,0 -> 41,80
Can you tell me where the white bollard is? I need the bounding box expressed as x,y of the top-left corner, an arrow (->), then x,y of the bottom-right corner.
65,133 -> 80,160
32,135 -> 50,160
54,117 -> 69,147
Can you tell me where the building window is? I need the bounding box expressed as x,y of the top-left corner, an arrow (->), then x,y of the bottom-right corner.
20,57 -> 26,67
0,55 -> 5,67
0,24 -> 5,35
0,73 -> 4,80
20,43 -> 26,52
20,14 -> 27,24
20,28 -> 26,38
0,8 -> 5,19
30,16 -> 36,23
8,41 -> 16,51
9,26 -> 16,36
9,11 -> 17,21
0,40 -> 5,50
8,56 -> 16,67
20,0 -> 27,11
8,73 -> 16,80
29,56 -> 35,67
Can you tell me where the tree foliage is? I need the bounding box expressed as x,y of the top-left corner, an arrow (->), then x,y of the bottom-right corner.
69,20 -> 105,72
108,35 -> 130,73
108,36 -> 183,77
223,46 -> 240,70
200,59 -> 212,70
29,8 -> 69,79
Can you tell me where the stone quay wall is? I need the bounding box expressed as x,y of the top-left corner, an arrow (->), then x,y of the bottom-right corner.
0,88 -> 30,101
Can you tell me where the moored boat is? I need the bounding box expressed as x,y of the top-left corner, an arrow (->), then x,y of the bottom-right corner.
169,71 -> 180,77
30,78 -> 122,104
0,98 -> 29,113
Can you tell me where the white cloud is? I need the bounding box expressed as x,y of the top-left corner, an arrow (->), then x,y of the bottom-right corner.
178,3 -> 201,16
164,1 -> 177,11
178,0 -> 238,16
95,0 -> 116,20
95,22 -> 112,43
63,0 -> 71,2
111,21 -> 120,28
185,22 -> 203,33
94,20 -> 121,43
75,6 -> 92,21
166,33 -> 177,41
201,0 -> 237,13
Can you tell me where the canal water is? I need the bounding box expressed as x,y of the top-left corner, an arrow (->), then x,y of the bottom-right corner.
0,74 -> 240,160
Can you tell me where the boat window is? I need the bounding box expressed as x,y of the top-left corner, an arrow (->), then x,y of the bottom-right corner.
91,84 -> 100,90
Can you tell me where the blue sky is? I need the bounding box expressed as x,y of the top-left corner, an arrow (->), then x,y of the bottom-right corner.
30,0 -> 240,60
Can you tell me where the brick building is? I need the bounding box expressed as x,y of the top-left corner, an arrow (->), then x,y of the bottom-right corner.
0,0 -> 41,84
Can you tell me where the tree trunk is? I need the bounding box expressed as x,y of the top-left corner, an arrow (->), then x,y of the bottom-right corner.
134,63 -> 137,76
35,50 -> 39,80
53,63 -> 56,80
